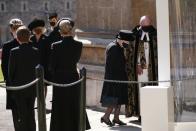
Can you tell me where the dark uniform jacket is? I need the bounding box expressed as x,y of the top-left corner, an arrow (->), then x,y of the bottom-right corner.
8,44 -> 40,98
100,41 -> 128,107
8,44 -> 40,131
1,39 -> 19,109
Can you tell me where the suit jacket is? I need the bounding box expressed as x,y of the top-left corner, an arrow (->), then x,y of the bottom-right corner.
8,44 -> 40,98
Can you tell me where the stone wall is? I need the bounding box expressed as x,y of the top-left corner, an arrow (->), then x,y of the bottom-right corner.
76,0 -> 156,32
0,0 -> 76,42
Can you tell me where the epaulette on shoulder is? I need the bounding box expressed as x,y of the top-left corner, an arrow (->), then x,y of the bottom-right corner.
51,40 -> 62,50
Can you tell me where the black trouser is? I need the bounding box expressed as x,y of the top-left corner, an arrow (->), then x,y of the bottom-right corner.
11,108 -> 20,131
12,97 -> 36,131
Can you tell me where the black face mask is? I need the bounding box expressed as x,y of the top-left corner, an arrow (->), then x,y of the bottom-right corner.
49,22 -> 56,27
122,42 -> 129,48
142,26 -> 152,32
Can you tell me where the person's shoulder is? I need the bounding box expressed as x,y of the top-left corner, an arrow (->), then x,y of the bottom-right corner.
42,34 -> 48,39
32,46 -> 39,51
132,25 -> 141,34
10,46 -> 20,53
149,26 -> 157,35
73,39 -> 83,47
2,39 -> 15,48
106,41 -> 118,53
107,41 -> 117,49
51,40 -> 62,49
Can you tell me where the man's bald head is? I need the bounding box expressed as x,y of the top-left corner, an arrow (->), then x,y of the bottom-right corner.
139,16 -> 152,27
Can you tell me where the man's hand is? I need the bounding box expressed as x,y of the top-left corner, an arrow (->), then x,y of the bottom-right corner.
137,64 -> 143,75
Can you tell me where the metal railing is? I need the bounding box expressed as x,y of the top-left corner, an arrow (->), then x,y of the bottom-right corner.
0,65 -> 87,131
1,65 -> 196,131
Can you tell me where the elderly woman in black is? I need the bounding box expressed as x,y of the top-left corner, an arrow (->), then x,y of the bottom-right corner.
100,30 -> 135,126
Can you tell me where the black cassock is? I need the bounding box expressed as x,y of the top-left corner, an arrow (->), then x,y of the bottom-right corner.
49,36 -> 90,131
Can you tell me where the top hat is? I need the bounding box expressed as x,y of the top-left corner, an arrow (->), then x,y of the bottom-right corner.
116,30 -> 135,41
28,19 -> 45,31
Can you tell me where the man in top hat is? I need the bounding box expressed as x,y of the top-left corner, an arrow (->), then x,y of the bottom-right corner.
100,30 -> 135,126
1,18 -> 23,131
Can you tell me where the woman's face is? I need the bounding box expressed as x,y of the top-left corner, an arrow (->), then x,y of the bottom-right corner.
33,27 -> 44,35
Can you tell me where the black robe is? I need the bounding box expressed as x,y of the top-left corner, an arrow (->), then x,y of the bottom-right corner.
49,36 -> 90,131
100,41 -> 128,107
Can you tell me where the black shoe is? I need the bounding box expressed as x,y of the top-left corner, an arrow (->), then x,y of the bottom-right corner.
101,117 -> 114,126
112,119 -> 127,126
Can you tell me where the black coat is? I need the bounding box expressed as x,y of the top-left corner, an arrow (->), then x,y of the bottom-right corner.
1,39 -> 19,82
49,36 -> 90,131
8,44 -> 39,131
47,27 -> 62,80
1,39 -> 19,109
8,44 -> 40,98
100,41 -> 128,107
48,26 -> 62,44
30,35 -> 50,80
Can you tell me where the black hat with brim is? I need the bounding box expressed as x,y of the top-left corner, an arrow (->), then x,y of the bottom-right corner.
28,19 -> 45,31
116,30 -> 135,41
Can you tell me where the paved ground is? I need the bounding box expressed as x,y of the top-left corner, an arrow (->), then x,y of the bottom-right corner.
0,86 -> 141,131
